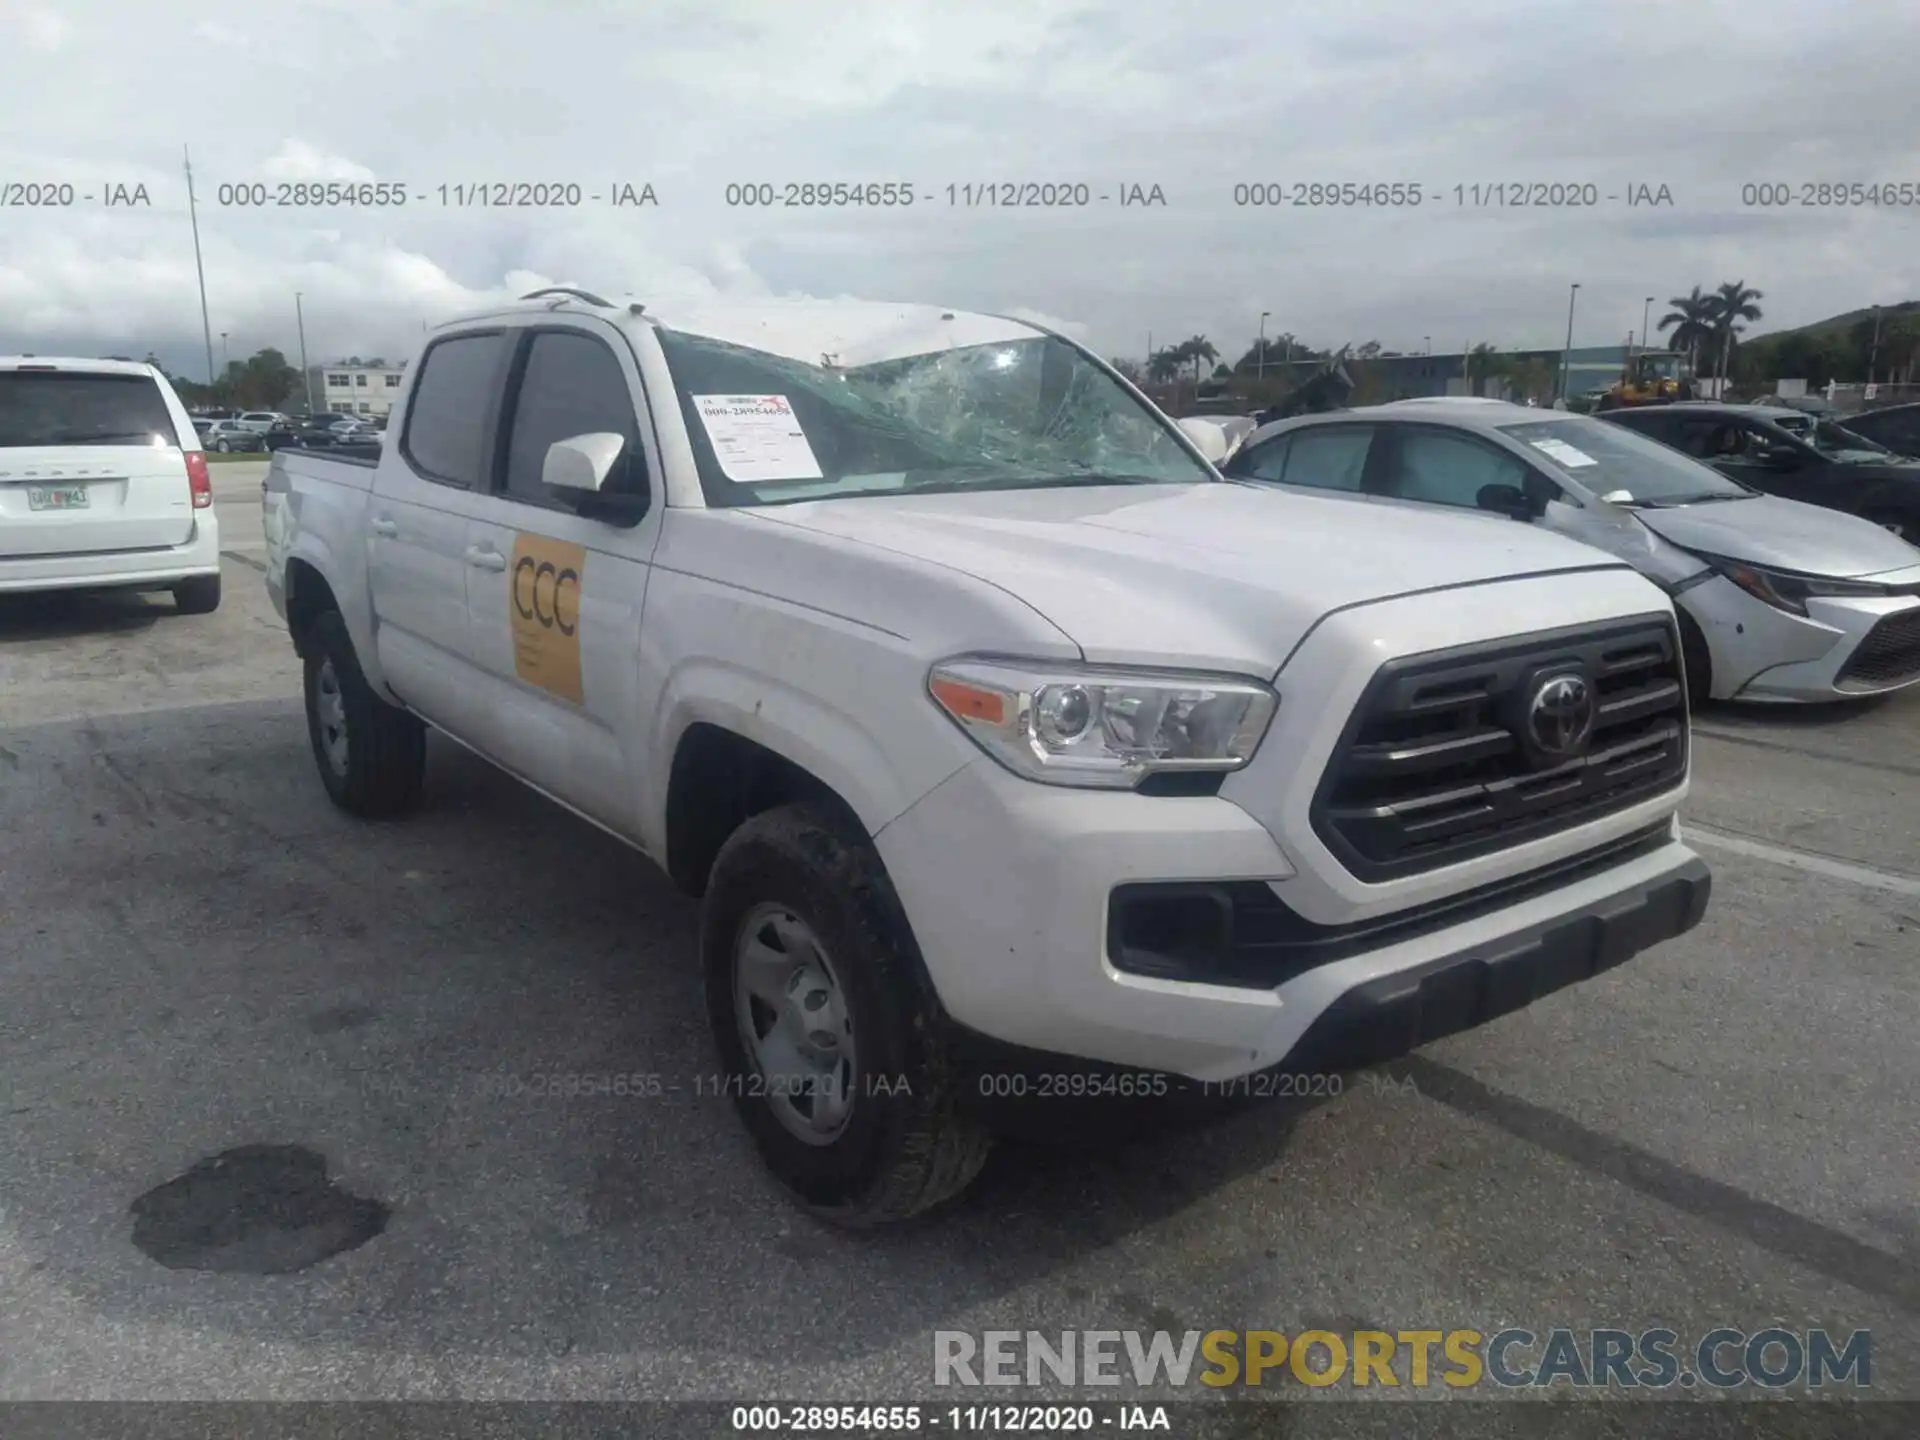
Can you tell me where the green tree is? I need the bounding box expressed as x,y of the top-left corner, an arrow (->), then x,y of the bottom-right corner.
1146,347 -> 1184,384
1710,281 -> 1764,380
1177,335 -> 1218,383
1658,286 -> 1718,376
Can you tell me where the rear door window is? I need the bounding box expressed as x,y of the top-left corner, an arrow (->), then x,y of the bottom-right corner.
1274,426 -> 1374,491
0,372 -> 182,448
402,333 -> 510,486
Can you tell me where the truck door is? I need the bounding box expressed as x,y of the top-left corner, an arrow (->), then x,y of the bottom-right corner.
365,329 -> 511,730
458,322 -> 663,839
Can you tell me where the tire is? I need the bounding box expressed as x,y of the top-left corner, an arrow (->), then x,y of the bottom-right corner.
1864,509 -> 1915,543
302,609 -> 426,818
1676,606 -> 1712,710
701,803 -> 993,1228
171,573 -> 221,614
213,439 -> 229,453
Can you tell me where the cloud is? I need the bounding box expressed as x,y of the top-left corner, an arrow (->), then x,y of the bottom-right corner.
12,7 -> 70,51
190,21 -> 251,48
258,142 -> 378,183
3,0 -> 1918,376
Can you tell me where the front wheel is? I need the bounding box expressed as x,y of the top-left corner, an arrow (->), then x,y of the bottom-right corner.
701,804 -> 993,1228
213,439 -> 229,453
302,609 -> 426,818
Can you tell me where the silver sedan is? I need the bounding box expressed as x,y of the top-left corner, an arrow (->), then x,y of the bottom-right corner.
1220,399 -> 1920,704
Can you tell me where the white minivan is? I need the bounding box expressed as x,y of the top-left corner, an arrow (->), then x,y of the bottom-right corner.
0,357 -> 222,611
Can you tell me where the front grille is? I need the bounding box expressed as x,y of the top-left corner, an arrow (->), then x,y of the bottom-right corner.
1313,616 -> 1688,882
1836,609 -> 1920,689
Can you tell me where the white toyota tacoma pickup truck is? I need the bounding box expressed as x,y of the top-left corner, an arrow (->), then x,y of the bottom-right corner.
264,286 -> 1711,1226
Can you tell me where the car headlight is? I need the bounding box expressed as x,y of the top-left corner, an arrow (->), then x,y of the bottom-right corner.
927,658 -> 1278,789
1693,551 -> 1898,617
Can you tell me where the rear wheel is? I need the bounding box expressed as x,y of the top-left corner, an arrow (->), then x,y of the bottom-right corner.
1676,606 -> 1713,710
701,804 -> 993,1228
302,609 -> 426,817
171,573 -> 221,615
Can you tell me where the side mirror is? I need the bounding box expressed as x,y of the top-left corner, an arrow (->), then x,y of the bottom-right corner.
1176,417 -> 1229,464
1476,483 -> 1535,520
543,432 -> 626,494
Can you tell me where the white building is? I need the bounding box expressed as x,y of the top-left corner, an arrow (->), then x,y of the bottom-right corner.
310,360 -> 408,418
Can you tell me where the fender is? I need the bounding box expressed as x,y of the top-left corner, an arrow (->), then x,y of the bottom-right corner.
274,485 -> 394,703
644,659 -> 948,855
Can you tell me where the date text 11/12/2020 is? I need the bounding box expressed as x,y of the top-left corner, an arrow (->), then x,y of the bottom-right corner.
427,1070 -> 1413,1102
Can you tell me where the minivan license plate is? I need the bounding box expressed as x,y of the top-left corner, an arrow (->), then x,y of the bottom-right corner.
27,484 -> 89,511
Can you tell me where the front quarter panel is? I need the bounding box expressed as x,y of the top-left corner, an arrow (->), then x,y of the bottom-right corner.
636,507 -> 1080,853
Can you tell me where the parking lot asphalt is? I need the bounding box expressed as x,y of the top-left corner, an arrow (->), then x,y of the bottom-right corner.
1,461 -> 1916,1404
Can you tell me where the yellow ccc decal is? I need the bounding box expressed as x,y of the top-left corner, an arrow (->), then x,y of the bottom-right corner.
508,532 -> 587,703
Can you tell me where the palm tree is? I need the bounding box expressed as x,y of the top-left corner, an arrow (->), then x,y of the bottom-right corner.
1183,335 -> 1219,383
1146,348 -> 1183,385
1710,281 -> 1764,381
1658,287 -> 1717,376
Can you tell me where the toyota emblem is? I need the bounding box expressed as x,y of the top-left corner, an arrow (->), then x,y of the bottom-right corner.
1526,673 -> 1596,757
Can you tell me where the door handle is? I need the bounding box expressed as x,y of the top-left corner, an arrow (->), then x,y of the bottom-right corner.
370,517 -> 399,537
466,545 -> 507,572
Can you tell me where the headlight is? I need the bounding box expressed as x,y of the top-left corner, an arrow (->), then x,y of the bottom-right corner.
927,658 -> 1278,789
1694,551 -> 1897,617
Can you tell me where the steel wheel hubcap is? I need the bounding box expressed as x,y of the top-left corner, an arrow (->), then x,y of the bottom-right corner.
315,659 -> 349,775
733,903 -> 857,1145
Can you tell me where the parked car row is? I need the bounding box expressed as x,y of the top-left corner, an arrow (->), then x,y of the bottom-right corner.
190,410 -> 386,452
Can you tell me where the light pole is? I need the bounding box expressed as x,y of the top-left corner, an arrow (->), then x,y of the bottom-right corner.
1641,296 -> 1654,358
1559,283 -> 1580,401
1868,304 -> 1883,385
183,146 -> 216,388
1424,336 -> 1431,356
296,292 -> 314,413
1257,311 -> 1269,381
220,332 -> 229,371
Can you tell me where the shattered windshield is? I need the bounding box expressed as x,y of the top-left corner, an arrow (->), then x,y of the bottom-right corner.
653,326 -> 1215,507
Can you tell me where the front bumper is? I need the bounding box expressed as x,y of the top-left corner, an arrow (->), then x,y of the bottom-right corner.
876,756 -> 1708,1082
1684,575 -> 1920,701
0,512 -> 220,594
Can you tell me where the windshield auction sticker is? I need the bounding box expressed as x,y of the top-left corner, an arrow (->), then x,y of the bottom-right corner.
1528,437 -> 1598,468
691,394 -> 825,483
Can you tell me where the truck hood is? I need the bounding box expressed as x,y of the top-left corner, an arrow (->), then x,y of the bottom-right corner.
1634,493 -> 1920,578
748,482 -> 1630,676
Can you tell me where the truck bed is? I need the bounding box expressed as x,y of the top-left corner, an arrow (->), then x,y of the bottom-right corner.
269,443 -> 382,493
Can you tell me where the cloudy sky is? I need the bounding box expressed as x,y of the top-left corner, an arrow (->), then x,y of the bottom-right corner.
4,0 -> 1918,380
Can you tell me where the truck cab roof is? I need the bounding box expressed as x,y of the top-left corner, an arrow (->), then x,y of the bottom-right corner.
439,290 -> 1053,367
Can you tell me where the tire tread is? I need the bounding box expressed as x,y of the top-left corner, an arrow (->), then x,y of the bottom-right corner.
705,804 -> 992,1228
306,610 -> 426,818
